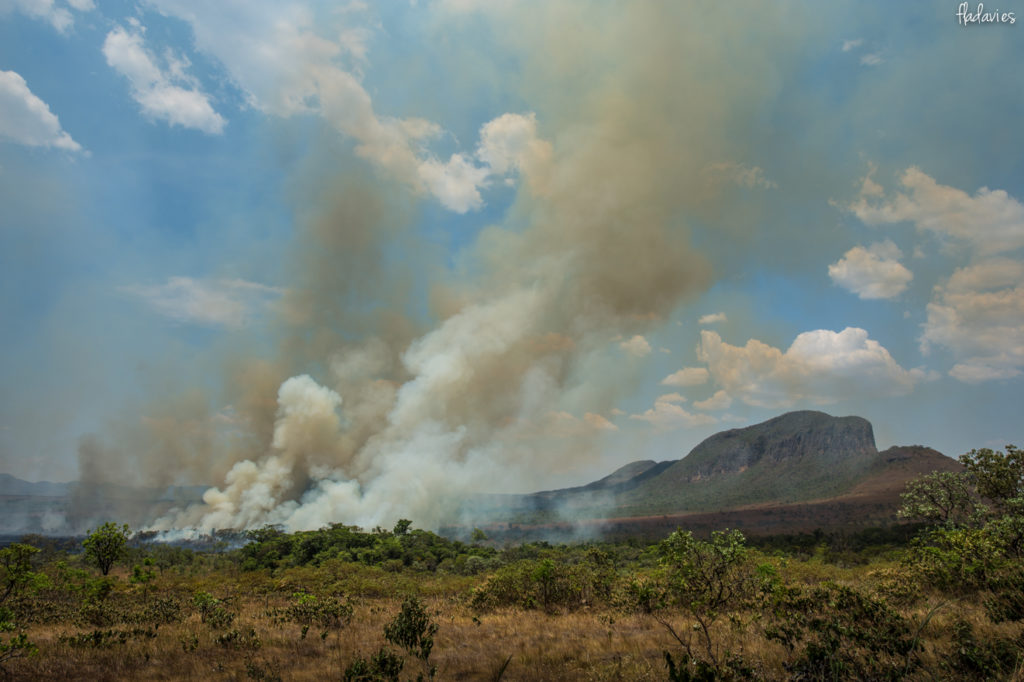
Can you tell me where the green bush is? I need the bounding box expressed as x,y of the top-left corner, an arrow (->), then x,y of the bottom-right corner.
192,591 -> 235,629
763,581 -> 918,680
270,591 -> 353,640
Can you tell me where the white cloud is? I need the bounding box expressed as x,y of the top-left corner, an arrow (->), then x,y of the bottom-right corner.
661,366 -> 709,387
476,112 -> 552,178
850,168 -> 1024,381
921,258 -> 1024,383
860,53 -> 884,66
841,38 -> 863,52
0,0 -> 92,33
849,167 -> 1024,255
697,328 -> 926,408
120,277 -> 283,328
619,334 -> 652,357
142,1 -> 549,213
702,161 -> 777,190
828,240 -> 913,299
0,70 -> 82,152
698,312 -> 727,325
656,392 -> 686,404
417,153 -> 490,213
103,25 -> 226,134
694,389 -> 732,411
630,394 -> 717,432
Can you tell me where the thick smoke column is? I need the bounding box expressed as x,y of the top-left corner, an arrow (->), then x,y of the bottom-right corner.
139,2 -> 798,532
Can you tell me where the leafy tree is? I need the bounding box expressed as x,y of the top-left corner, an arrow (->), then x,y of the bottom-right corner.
899,444 -> 1024,589
82,523 -> 131,576
392,519 -> 412,536
960,445 -> 1024,515
898,471 -> 974,526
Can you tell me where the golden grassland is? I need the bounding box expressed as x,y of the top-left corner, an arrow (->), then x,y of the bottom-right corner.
5,550 -> 1023,681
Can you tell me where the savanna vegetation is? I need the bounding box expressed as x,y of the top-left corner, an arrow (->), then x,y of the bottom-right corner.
1,445 -> 1023,680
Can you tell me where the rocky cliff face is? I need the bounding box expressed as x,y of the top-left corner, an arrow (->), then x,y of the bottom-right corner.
669,411 -> 877,482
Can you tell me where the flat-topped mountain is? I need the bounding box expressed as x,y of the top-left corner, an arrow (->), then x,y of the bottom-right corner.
487,411 -> 962,537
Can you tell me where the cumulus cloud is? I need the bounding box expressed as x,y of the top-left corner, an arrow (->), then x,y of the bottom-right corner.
619,334 -> 652,357
0,70 -> 82,151
850,168 -> 1024,380
0,0 -> 91,33
849,167 -> 1024,255
828,240 -> 913,299
630,393 -> 717,432
103,24 -> 226,134
661,366 -> 709,387
921,258 -> 1024,383
698,312 -> 727,325
841,38 -> 863,52
120,277 -> 283,328
694,389 -> 732,411
860,53 -> 884,66
697,327 -> 926,407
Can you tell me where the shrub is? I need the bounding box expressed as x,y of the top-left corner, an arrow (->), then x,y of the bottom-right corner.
655,529 -> 759,668
763,581 -> 918,680
192,591 -> 235,629
943,618 -> 1023,679
343,647 -> 404,681
384,597 -> 438,665
270,591 -> 353,640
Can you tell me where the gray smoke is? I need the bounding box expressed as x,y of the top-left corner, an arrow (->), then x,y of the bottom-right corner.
117,2 -> 802,533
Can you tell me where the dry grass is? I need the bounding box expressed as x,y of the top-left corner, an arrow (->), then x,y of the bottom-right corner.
6,555 -> 1024,680
10,596 -> 687,681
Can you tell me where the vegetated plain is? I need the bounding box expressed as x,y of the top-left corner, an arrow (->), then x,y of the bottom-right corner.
2,445 -> 1024,681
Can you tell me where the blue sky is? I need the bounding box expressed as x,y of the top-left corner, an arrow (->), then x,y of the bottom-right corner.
1,1 -> 1022,528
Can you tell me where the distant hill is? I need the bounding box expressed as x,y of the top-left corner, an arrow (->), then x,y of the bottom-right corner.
0,473 -> 71,497
0,475 -> 207,535
473,411 -> 962,537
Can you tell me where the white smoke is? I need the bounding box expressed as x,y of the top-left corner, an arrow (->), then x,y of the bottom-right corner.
143,1 -> 803,534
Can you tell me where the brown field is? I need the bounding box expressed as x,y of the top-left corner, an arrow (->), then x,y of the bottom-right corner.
6,556 -> 1023,681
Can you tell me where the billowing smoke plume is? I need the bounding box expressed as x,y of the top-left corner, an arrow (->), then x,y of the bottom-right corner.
115,3 -> 800,533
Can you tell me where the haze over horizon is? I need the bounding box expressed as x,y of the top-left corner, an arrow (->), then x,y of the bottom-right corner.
1,2 -> 1022,531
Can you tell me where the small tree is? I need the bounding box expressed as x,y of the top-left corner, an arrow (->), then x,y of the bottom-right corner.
0,544 -> 38,606
655,529 -> 757,669
960,445 -> 1024,514
898,471 -> 975,526
0,544 -> 40,672
83,523 -> 131,576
